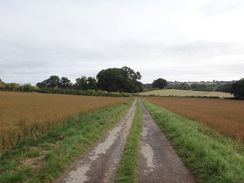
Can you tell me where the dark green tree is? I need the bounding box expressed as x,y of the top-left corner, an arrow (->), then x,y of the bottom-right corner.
96,66 -> 142,93
0,79 -> 5,90
59,77 -> 72,89
74,76 -> 88,90
36,75 -> 60,88
217,83 -> 232,93
87,77 -> 97,90
231,78 -> 244,99
152,78 -> 167,89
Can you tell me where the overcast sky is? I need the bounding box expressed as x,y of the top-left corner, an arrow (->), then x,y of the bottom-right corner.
0,0 -> 244,85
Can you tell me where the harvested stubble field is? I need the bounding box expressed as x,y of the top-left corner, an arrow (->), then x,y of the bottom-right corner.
0,91 -> 129,152
142,97 -> 244,142
139,89 -> 233,98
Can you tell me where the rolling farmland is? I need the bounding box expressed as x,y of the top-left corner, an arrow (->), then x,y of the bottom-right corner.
139,89 -> 233,98
143,97 -> 244,141
0,91 -> 129,152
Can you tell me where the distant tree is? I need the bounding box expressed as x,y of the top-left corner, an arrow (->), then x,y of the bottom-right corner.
190,83 -> 210,91
231,78 -> 244,99
20,84 -> 34,92
152,78 -> 167,89
216,83 -> 232,93
59,77 -> 72,89
87,77 -> 97,90
5,83 -> 20,91
179,83 -> 190,90
74,76 -> 88,90
36,75 -> 61,88
0,79 -> 5,90
97,66 -> 143,93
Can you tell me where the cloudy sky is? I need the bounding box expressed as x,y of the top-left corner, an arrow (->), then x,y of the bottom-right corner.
0,0 -> 244,85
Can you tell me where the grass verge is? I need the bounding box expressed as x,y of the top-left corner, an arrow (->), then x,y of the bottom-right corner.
142,100 -> 244,183
115,100 -> 142,183
0,99 -> 133,183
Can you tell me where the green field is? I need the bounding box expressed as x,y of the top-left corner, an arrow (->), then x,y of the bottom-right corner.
138,89 -> 233,98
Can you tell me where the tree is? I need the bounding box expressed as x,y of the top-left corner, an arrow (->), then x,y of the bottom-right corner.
20,84 -> 34,92
216,83 -> 232,93
74,76 -> 88,90
5,83 -> 20,91
59,77 -> 72,89
96,66 -> 143,93
0,79 -> 5,90
36,75 -> 61,88
179,83 -> 190,90
152,78 -> 167,89
231,78 -> 244,99
87,77 -> 97,90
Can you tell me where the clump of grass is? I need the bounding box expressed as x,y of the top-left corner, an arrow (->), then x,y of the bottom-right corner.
0,100 -> 133,183
143,100 -> 244,183
115,100 -> 142,183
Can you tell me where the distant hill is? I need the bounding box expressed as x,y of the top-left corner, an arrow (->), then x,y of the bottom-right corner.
138,89 -> 233,98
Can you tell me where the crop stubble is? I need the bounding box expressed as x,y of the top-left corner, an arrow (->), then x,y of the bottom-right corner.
143,97 -> 244,142
0,91 -> 129,152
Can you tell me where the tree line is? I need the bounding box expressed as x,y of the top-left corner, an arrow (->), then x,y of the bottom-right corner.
36,66 -> 143,93
146,78 -> 244,99
0,66 -> 143,97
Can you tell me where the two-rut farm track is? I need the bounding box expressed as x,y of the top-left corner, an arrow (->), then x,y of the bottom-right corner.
56,100 -> 195,183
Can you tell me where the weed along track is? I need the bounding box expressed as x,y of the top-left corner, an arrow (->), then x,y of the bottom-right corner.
57,100 -> 137,183
138,101 -> 195,183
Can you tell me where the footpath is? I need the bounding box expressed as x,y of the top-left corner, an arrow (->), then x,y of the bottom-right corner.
56,100 -> 195,183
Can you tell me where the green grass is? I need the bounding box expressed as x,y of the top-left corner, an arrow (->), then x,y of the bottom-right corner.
142,100 -> 244,183
0,100 -> 133,183
115,100 -> 142,183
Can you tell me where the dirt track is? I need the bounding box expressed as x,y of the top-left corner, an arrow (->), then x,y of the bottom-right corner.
57,100 -> 195,183
56,100 -> 137,183
138,102 -> 195,183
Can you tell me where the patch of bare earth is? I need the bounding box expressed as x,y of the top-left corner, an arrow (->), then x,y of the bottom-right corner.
56,100 -> 137,183
138,102 -> 196,183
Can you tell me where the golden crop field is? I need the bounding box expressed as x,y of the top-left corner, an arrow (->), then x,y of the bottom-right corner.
0,91 -> 129,151
143,97 -> 244,142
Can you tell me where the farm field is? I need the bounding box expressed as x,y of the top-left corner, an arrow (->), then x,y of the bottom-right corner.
0,91 -> 129,152
142,96 -> 244,142
138,89 -> 233,98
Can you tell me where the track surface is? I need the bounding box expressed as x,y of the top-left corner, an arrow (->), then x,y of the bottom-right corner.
57,100 -> 195,183
57,100 -> 136,183
138,102 -> 195,183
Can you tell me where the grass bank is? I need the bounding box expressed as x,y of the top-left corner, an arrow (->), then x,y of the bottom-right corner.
115,100 -> 142,183
143,100 -> 244,183
0,100 -> 133,183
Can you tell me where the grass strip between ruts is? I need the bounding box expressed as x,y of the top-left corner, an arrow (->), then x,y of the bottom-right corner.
0,99 -> 133,183
115,100 -> 142,183
142,100 -> 244,183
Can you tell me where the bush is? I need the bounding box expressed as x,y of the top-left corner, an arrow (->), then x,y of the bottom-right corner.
231,78 -> 244,99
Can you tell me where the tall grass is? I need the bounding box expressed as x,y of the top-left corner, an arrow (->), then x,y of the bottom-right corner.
143,100 -> 244,183
0,100 -> 133,183
115,100 -> 142,183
